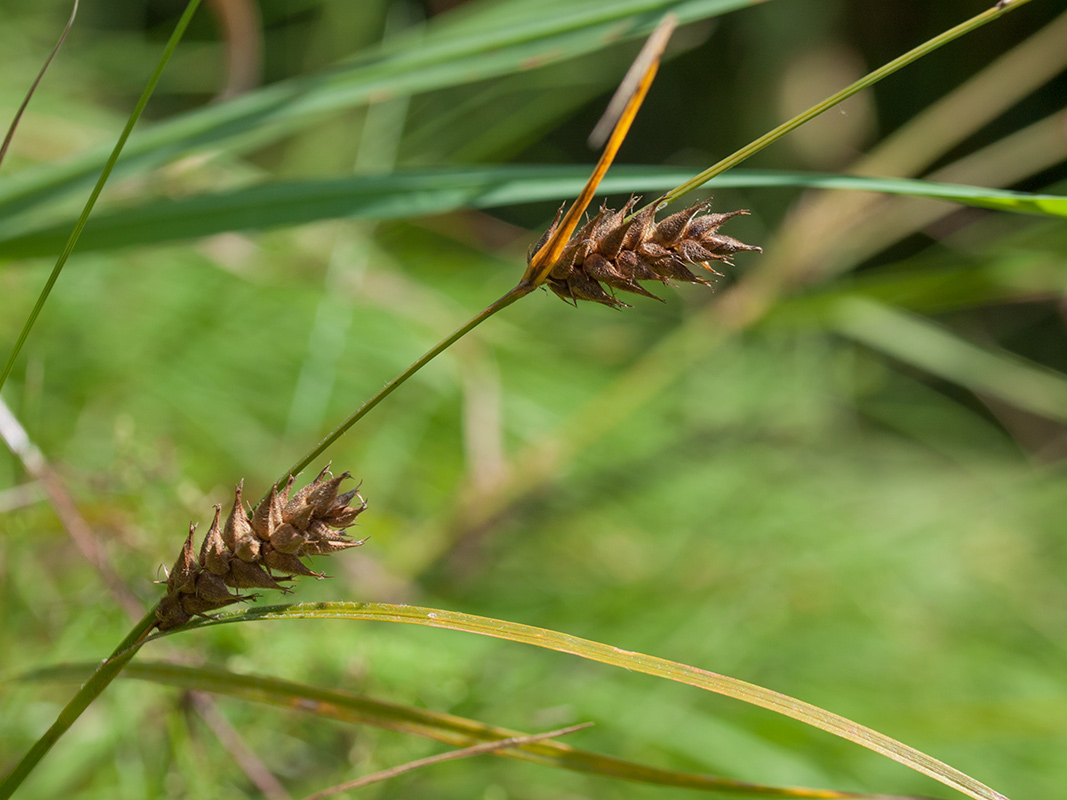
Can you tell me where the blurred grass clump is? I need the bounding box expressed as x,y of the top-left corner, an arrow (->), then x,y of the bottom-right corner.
1,0 -> 1066,798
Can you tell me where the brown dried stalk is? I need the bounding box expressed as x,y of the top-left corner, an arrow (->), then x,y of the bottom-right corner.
155,466 -> 367,630
531,196 -> 761,308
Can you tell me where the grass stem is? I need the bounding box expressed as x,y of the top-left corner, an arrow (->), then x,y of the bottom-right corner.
655,0 -> 1034,208
265,284 -> 530,502
0,611 -> 157,799
0,0 -> 203,395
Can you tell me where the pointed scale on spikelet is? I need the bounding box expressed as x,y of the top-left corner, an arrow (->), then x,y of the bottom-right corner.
155,466 -> 368,631
532,197 -> 761,308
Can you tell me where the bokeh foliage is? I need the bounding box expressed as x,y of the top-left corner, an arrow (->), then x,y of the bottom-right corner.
1,0 -> 1065,798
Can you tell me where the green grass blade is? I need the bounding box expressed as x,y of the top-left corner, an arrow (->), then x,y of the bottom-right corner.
0,0 -> 763,227
0,167 -> 1060,259
0,0 -> 202,395
24,660 -> 901,800
150,602 -> 1010,800
724,172 -> 1066,216
765,253 -> 1067,327
0,611 -> 156,800
829,298 -> 1067,425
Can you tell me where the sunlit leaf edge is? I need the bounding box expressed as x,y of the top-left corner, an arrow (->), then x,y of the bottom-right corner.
144,601 -> 1009,800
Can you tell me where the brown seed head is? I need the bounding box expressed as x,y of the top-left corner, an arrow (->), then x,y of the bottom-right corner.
154,467 -> 368,630
531,196 -> 761,308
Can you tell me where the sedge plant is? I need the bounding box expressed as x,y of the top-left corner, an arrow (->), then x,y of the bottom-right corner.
1,1 -> 1063,798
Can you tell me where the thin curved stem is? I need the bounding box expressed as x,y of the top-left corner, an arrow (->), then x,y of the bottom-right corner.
0,1 -> 79,170
0,610 -> 157,799
653,0 -> 1034,210
0,0 -> 203,396
264,283 -> 530,503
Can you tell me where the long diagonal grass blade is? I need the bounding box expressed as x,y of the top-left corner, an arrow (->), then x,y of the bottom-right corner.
154,602 -> 1011,800
23,660 -> 909,800
0,168 -> 1058,260
0,1 -> 761,228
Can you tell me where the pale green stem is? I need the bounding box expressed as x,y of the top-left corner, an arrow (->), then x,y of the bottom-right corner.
265,284 -> 530,502
655,0 -> 1034,209
0,611 -> 157,799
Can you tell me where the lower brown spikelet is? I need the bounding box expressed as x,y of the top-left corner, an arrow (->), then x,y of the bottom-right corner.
155,466 -> 367,631
532,197 -> 761,308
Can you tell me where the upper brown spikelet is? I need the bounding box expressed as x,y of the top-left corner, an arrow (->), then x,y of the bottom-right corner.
155,466 -> 367,631
532,197 -> 761,308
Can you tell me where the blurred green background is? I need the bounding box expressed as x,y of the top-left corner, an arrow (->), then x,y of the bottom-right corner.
1,0 -> 1065,798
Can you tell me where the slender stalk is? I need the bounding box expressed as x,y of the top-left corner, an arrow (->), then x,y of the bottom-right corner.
299,723 -> 591,800
0,0 -> 203,396
264,284 -> 529,502
654,0 -> 1034,209
0,611 -> 157,799
0,5 -> 202,795
0,1 -> 79,170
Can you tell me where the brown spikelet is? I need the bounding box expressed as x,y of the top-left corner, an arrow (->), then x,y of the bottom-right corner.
533,196 -> 761,308
155,467 -> 367,631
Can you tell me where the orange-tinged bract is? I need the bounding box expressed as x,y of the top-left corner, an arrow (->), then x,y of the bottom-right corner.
531,197 -> 761,308
155,466 -> 367,630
